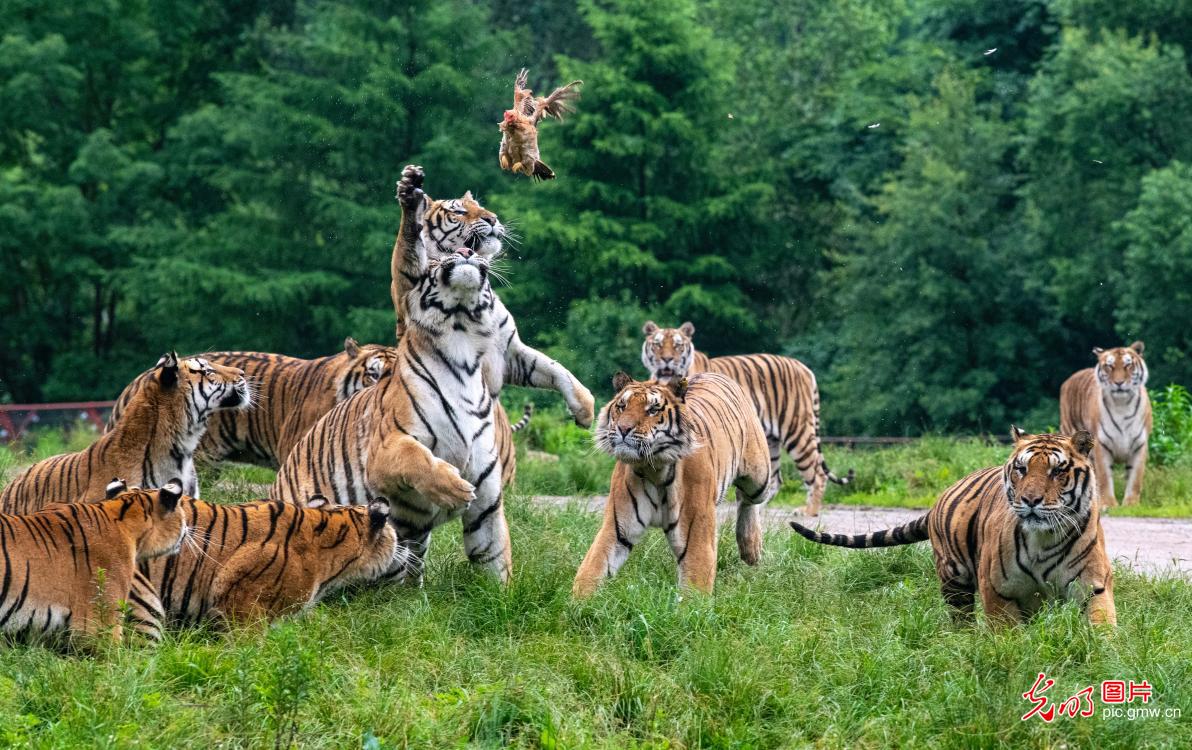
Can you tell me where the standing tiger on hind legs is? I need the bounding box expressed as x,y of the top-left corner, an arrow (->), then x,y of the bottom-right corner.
641,321 -> 853,516
389,165 -> 595,430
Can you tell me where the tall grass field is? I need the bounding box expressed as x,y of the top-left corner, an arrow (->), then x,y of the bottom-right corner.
0,411 -> 1188,747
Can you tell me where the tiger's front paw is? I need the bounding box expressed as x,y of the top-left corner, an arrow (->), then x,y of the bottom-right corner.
570,384 -> 596,428
396,165 -> 425,210
421,461 -> 476,510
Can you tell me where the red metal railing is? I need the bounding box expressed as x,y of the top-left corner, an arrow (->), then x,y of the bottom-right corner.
0,401 -> 115,442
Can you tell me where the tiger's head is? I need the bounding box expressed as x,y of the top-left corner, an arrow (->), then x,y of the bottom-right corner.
102,479 -> 188,561
407,249 -> 494,331
340,337 -> 398,400
595,371 -> 696,464
150,352 -> 251,427
1004,427 -> 1097,532
421,190 -> 506,260
1093,341 -> 1148,399
641,321 -> 696,384
303,496 -> 407,587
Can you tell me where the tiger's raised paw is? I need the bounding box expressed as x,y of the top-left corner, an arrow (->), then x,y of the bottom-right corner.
421,461 -> 476,510
570,384 -> 596,428
396,165 -> 425,209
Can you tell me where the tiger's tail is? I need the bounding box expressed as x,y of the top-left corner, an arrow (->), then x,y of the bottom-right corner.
822,457 -> 855,486
510,403 -> 533,433
789,514 -> 929,548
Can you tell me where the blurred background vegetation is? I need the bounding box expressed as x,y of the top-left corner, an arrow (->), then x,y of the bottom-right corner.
3,0 -> 1192,435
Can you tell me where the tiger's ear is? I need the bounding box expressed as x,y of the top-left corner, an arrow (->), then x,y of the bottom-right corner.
679,321 -> 695,337
158,479 -> 183,513
344,337 -> 361,358
1092,347 -> 1104,358
612,371 -> 633,392
1130,341 -> 1145,355
105,478 -> 127,499
306,494 -> 328,509
368,498 -> 391,533
642,321 -> 658,336
156,351 -> 180,388
462,190 -> 475,203
1071,430 -> 1095,457
1010,425 -> 1028,444
669,377 -> 689,401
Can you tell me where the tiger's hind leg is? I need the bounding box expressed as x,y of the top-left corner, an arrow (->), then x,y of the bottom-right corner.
461,455 -> 512,584
735,431 -> 780,566
787,430 -> 827,517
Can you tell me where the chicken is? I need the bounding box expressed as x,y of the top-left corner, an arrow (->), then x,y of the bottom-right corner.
498,68 -> 582,180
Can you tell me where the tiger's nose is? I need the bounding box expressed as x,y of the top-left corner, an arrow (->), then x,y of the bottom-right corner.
617,425 -> 633,439
1022,494 -> 1044,507
456,247 -> 474,258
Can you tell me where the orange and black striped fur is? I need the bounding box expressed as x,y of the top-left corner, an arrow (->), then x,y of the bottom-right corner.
101,481 -> 403,628
390,165 -> 594,429
641,321 -> 852,517
1060,342 -> 1152,508
0,354 -> 248,514
108,338 -> 396,469
274,248 -> 512,584
573,372 -> 779,597
790,429 -> 1116,627
0,481 -> 186,645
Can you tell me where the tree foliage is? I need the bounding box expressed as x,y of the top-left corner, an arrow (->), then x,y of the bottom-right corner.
1,0 -> 1189,435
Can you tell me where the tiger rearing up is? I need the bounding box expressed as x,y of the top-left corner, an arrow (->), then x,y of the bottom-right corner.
1059,342 -> 1152,508
573,372 -> 779,597
790,428 -> 1116,628
641,321 -> 852,516
0,353 -> 248,513
273,248 -> 512,583
107,338 -> 395,469
390,165 -> 594,429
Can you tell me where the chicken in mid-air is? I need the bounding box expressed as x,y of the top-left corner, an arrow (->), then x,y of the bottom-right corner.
498,68 -> 582,180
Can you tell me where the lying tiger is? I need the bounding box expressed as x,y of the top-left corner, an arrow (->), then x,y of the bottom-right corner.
1060,341 -> 1152,507
790,428 -> 1116,628
573,372 -> 779,597
99,481 -> 403,630
0,481 -> 186,646
641,321 -> 851,516
390,165 -> 594,429
0,353 -> 248,513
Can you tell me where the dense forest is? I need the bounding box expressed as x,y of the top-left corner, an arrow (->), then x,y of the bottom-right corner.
2,0 -> 1191,434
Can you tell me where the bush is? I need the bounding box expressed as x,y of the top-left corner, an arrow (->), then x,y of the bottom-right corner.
1150,383 -> 1192,464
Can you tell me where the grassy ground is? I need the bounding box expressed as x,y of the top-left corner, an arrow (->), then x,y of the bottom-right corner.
0,422 -> 1189,747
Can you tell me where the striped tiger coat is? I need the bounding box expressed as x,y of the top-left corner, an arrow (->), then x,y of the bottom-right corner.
108,341 -> 531,487
390,165 -> 594,429
573,372 -> 779,597
790,429 -> 1116,628
107,338 -> 395,469
0,354 -> 248,514
0,481 -> 186,645
641,321 -> 852,516
1059,342 -> 1152,507
273,250 -> 512,583
100,481 -> 404,629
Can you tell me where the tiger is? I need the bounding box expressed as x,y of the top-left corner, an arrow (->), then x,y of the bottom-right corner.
790,428 -> 1116,628
1059,341 -> 1152,508
107,340 -> 531,488
107,338 -> 396,469
273,246 -> 513,584
390,165 -> 594,429
97,481 -> 404,629
641,321 -> 852,516
0,353 -> 248,514
572,372 -> 779,597
0,480 -> 186,645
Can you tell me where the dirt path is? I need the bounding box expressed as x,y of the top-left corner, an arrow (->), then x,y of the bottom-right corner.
532,496 -> 1192,579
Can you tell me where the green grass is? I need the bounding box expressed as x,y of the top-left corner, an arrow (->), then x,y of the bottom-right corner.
0,423 -> 1189,746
